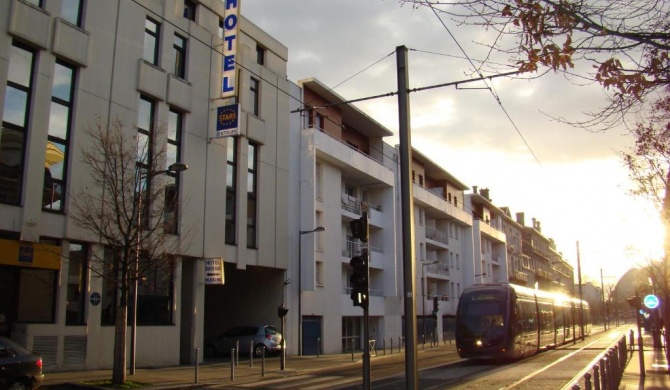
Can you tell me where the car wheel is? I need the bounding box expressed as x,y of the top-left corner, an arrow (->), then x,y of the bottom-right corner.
253,344 -> 266,358
7,378 -> 31,390
204,344 -> 217,358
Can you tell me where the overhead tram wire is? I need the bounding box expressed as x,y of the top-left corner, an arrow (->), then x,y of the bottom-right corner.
428,6 -> 543,168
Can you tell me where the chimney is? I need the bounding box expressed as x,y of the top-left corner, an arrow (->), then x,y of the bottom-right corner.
472,185 -> 478,194
480,188 -> 490,200
536,220 -> 541,232
516,212 -> 525,226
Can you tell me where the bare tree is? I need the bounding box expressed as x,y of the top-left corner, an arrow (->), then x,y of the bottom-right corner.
70,117 -> 188,385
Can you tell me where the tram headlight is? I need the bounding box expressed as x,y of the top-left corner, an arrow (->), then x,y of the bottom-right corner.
476,340 -> 482,347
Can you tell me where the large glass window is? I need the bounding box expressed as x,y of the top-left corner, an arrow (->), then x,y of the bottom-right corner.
225,139 -> 237,245
165,109 -> 182,234
136,255 -> 174,325
246,143 -> 257,248
66,243 -> 87,325
1,42 -> 35,205
61,0 -> 83,26
249,77 -> 259,116
101,247 -> 117,326
173,34 -> 186,79
44,61 -> 75,211
137,96 -> 155,227
143,18 -> 160,66
16,268 -> 56,323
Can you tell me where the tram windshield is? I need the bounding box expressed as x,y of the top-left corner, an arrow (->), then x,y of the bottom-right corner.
458,291 -> 506,336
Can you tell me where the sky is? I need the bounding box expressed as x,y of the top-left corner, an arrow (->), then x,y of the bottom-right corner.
241,0 -> 665,285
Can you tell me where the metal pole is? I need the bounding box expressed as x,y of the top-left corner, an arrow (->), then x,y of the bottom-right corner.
130,193 -> 141,375
298,233 -> 303,356
601,269 -> 606,330
421,266 -> 426,345
195,348 -> 199,383
577,241 -> 584,340
363,305 -> 371,390
397,44 -> 418,390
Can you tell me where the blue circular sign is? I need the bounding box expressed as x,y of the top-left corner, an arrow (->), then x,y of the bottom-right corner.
90,292 -> 101,306
643,294 -> 659,309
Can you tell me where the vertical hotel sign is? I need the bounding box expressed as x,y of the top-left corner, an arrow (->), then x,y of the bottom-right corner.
221,0 -> 240,99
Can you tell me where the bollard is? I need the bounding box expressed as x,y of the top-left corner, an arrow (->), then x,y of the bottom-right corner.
195,347 -> 199,384
593,365 -> 600,390
249,341 -> 254,367
422,334 -> 425,350
390,338 -> 393,354
584,372 -> 592,390
637,332 -> 645,378
351,338 -> 355,362
230,348 -> 235,381
383,338 -> 386,356
317,338 -> 321,358
235,340 -> 239,367
572,384 -> 580,390
261,345 -> 265,377
629,330 -> 634,357
599,358 -> 606,390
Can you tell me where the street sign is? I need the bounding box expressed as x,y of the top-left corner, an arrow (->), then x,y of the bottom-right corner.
204,258 -> 224,285
643,294 -> 659,309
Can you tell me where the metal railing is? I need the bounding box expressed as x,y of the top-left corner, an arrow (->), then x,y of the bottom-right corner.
566,333 -> 629,390
425,226 -> 449,245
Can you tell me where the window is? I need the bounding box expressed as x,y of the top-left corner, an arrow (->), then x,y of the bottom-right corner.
61,0 -> 83,26
316,261 -> 324,286
249,77 -> 259,116
136,255 -> 175,325
315,162 -> 322,200
143,18 -> 160,66
101,247 -> 117,325
183,0 -> 196,21
43,61 -> 75,211
164,109 -> 182,234
66,243 -> 87,325
246,142 -> 258,248
25,0 -> 42,7
316,211 -> 323,251
138,96 -> 155,227
256,44 -> 265,65
173,34 -> 186,79
218,18 -> 224,39
225,138 -> 237,245
1,42 -> 36,205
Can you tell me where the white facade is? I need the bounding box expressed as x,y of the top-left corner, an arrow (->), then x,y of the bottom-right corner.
0,0 -> 291,371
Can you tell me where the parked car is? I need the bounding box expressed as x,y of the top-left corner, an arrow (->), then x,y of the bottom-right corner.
205,325 -> 282,358
0,337 -> 44,390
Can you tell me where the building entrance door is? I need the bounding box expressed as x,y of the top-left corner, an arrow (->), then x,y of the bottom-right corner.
0,266 -> 18,337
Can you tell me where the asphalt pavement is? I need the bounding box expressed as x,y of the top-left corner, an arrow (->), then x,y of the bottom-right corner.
40,330 -> 670,390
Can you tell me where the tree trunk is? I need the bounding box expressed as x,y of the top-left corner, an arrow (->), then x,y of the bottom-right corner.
112,302 -> 128,385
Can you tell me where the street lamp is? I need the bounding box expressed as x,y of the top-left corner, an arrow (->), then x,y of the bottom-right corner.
297,226 -> 325,359
421,260 -> 439,343
474,272 -> 487,283
130,162 -> 188,375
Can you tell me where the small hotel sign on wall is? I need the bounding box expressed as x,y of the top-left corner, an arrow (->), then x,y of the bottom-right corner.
216,103 -> 240,137
221,0 -> 239,99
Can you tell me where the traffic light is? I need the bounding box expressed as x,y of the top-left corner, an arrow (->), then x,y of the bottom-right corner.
349,252 -> 369,308
432,296 -> 439,316
278,304 -> 289,318
350,212 -> 369,242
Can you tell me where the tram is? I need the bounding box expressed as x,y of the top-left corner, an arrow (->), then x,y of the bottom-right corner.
455,283 -> 591,359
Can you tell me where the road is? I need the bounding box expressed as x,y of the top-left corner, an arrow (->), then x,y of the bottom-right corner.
213,325 -> 630,390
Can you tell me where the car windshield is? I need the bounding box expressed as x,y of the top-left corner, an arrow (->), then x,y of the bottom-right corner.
0,337 -> 30,355
265,326 -> 278,335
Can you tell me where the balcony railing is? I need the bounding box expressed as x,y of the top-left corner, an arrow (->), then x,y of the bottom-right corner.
341,195 -> 382,214
342,239 -> 382,257
425,226 -> 448,246
343,286 -> 384,297
424,262 -> 449,276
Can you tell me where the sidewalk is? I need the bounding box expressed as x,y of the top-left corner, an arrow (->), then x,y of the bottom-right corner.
42,342 -> 454,389
619,330 -> 670,390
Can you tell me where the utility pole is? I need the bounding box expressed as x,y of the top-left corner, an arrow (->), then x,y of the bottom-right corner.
576,241 -> 584,340
396,45 -> 418,390
601,268 -> 606,330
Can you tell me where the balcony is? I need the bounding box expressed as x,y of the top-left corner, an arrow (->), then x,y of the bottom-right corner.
413,184 -> 472,226
425,226 -> 448,246
313,129 -> 394,187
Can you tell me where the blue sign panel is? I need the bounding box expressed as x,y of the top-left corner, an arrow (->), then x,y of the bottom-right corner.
216,104 -> 240,138
19,246 -> 33,263
643,294 -> 659,309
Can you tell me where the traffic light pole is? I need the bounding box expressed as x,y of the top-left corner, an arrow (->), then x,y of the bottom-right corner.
349,213 -> 371,390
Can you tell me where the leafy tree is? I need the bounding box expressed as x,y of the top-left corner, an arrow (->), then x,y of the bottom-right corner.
399,0 -> 670,129
70,117 -> 188,385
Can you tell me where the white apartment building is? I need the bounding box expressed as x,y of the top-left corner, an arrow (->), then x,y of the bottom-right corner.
289,78 -> 401,355
407,149 -> 472,339
465,187 -> 508,285
0,0 -> 292,370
